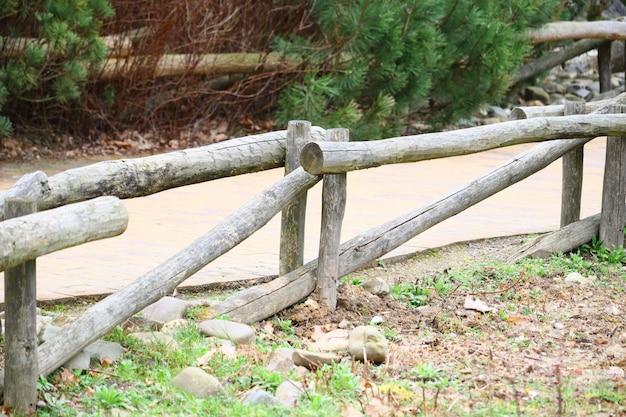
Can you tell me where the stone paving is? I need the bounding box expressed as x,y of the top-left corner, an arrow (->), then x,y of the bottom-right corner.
0,137 -> 607,304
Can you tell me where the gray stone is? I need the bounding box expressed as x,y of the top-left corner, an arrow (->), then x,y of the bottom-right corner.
486,105 -> 510,120
242,389 -> 281,407
292,349 -> 341,369
524,86 -> 550,104
171,367 -> 224,399
267,348 -> 295,375
307,329 -> 349,352
140,296 -> 193,324
370,315 -> 385,325
573,88 -> 592,100
348,325 -> 389,364
36,315 -> 53,338
275,380 -> 304,407
40,324 -> 62,343
361,277 -> 390,297
64,351 -> 91,370
198,319 -> 255,345
128,332 -> 178,350
84,340 -> 125,363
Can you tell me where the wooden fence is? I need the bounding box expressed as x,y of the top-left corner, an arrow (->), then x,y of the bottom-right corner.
1,95 -> 626,413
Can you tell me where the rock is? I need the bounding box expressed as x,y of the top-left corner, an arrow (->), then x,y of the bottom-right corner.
242,389 -> 281,407
161,319 -> 189,335
128,332 -> 178,350
140,296 -> 193,325
604,366 -> 625,381
370,315 -> 385,325
564,272 -> 592,285
553,322 -> 565,330
308,329 -> 350,352
486,105 -> 510,121
524,86 -> 550,104
267,348 -> 295,375
275,380 -> 304,407
171,367 -> 224,399
338,319 -> 351,329
84,340 -> 125,363
36,315 -> 53,338
573,88 -> 592,100
198,319 -> 255,345
348,326 -> 389,364
361,277 -> 390,297
64,351 -> 91,370
292,349 -> 341,369
40,324 -> 62,343
123,316 -> 160,332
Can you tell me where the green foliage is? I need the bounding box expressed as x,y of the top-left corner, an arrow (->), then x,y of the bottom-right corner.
391,282 -> 430,307
275,0 -> 560,139
0,0 -> 113,137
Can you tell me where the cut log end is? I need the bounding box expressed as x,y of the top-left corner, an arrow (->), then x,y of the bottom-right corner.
300,142 -> 324,175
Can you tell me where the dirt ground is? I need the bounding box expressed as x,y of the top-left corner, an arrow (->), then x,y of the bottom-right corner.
273,235 -> 626,414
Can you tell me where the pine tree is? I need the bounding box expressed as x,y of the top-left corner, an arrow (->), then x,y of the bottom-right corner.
275,0 -> 560,140
0,0 -> 113,137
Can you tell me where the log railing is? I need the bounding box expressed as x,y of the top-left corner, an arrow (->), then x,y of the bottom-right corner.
1,98 -> 626,412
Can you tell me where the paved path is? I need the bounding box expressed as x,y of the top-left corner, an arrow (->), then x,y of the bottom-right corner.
0,138 -> 607,303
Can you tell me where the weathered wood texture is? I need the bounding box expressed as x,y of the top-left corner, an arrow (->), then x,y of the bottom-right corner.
508,214 -> 603,262
214,137 -> 590,323
3,199 -> 38,416
513,39 -> 605,84
0,171 -> 50,221
280,121 -> 313,276
600,104 -> 626,248
561,102 -> 587,227
317,129 -> 348,310
0,197 -> 128,272
37,168 -> 320,376
99,52 -> 298,79
300,113 -> 626,175
529,21 -> 626,43
598,41 -> 613,93
510,95 -> 623,120
0,128 -> 326,212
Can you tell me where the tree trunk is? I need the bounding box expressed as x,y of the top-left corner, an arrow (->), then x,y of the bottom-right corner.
213,137 -> 591,323
0,197 -> 128,272
300,113 -> 626,175
0,171 -> 50,221
511,93 -> 625,119
37,168 -> 320,376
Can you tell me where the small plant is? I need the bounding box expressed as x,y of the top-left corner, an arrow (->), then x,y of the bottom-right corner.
391,282 -> 430,307
274,318 -> 296,336
581,235 -> 603,255
184,305 -> 212,321
433,275 -> 452,296
343,275 -> 363,286
93,384 -> 131,409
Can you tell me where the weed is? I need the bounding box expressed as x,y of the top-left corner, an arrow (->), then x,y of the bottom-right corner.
391,282 -> 430,307
93,384 -> 132,409
343,275 -> 363,286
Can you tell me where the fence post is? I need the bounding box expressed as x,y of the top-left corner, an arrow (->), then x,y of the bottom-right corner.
598,41 -> 612,94
3,198 -> 38,416
600,104 -> 626,248
560,101 -> 586,227
317,128 -> 348,310
279,120 -> 312,275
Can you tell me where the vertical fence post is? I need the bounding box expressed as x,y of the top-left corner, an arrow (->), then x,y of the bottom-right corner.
279,120 -> 312,275
317,128 -> 348,310
560,101 -> 586,227
600,104 -> 626,249
3,198 -> 38,416
598,41 -> 612,94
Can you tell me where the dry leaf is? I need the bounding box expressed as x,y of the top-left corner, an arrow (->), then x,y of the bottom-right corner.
506,316 -> 528,324
101,356 -> 114,367
263,321 -> 274,336
60,368 -> 79,385
311,325 -> 327,342
363,397 -> 391,417
341,403 -> 363,417
196,349 -> 217,366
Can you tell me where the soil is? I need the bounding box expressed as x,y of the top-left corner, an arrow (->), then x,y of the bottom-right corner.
269,235 -> 626,413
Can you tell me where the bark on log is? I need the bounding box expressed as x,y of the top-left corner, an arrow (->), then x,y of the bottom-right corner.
507,214 -> 603,262
511,93 -> 626,119
0,197 -> 128,272
214,137 -> 591,323
280,121 -> 312,275
98,52 -> 298,79
0,128 -> 326,212
316,129 -> 348,310
37,168 -> 320,376
0,171 -> 50,221
599,104 -> 626,248
3,199 -> 38,416
300,113 -> 626,175
561,102 -> 586,227
529,21 -> 626,43
513,39 -> 605,84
